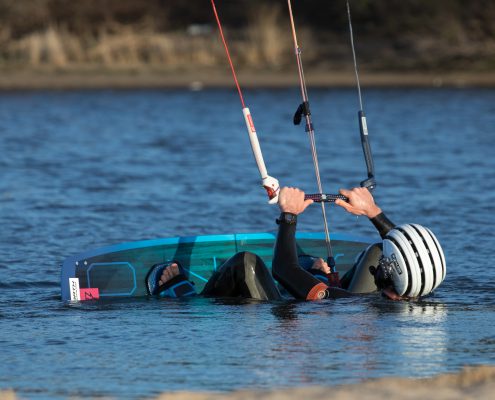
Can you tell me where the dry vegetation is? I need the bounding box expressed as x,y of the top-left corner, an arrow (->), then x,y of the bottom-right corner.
0,0 -> 494,73
0,0 -> 293,71
1,22 -> 223,69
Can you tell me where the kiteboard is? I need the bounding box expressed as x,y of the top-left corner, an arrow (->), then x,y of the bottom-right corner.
61,232 -> 371,302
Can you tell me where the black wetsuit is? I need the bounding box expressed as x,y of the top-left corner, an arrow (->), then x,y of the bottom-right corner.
152,212 -> 395,301
201,251 -> 282,300
272,211 -> 395,300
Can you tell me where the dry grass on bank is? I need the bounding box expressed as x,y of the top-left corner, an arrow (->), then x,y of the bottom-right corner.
0,3 -> 297,71
0,2 -> 494,76
3,25 -> 221,69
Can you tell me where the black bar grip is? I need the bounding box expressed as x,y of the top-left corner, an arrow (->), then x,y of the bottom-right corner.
304,193 -> 348,203
358,111 -> 375,180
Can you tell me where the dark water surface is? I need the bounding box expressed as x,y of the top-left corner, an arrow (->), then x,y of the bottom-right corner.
1,88 -> 494,399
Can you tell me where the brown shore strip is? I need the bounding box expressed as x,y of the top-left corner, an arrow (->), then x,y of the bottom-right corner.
1,69 -> 495,90
155,365 -> 495,400
1,365 -> 494,399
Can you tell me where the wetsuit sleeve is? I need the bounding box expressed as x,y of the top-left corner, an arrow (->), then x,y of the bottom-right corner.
272,215 -> 351,300
370,212 -> 396,239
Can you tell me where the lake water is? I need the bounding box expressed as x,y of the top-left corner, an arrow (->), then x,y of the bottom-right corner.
0,87 -> 494,399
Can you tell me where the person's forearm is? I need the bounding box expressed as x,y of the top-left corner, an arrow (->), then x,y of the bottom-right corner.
273,187 -> 352,300
370,212 -> 396,238
272,214 -> 327,299
272,214 -> 352,300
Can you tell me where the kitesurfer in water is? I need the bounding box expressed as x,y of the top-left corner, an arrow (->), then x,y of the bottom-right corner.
147,187 -> 445,301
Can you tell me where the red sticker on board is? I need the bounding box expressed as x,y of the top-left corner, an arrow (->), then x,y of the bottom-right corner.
80,288 -> 100,301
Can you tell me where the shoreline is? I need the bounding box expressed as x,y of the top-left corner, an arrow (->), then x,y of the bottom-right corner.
1,69 -> 495,90
1,365 -> 494,399
154,365 -> 495,400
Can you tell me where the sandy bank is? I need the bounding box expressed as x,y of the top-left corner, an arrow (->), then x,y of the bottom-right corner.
0,391 -> 15,400
152,365 -> 495,400
0,366 -> 495,400
1,69 -> 495,90
2,365 -> 494,400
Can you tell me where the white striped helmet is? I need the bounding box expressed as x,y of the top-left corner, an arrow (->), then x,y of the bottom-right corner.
380,224 -> 446,298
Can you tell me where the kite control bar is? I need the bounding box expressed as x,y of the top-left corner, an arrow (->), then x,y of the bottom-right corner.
304,193 -> 348,203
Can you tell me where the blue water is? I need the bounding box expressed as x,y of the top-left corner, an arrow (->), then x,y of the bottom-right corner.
0,88 -> 494,399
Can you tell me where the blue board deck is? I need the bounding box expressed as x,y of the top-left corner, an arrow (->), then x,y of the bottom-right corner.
61,232 -> 372,301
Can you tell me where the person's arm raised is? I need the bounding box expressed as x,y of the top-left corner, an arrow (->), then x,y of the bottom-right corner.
335,187 -> 395,238
272,187 -> 351,300
278,187 -> 314,215
335,187 -> 381,218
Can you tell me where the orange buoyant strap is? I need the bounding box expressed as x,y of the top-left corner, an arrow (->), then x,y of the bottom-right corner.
306,283 -> 329,300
